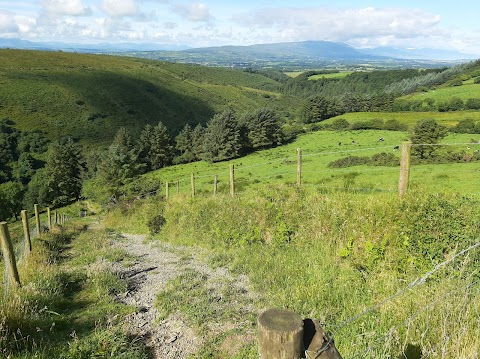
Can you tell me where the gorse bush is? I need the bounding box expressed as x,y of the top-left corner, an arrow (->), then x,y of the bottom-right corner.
327,152 -> 399,168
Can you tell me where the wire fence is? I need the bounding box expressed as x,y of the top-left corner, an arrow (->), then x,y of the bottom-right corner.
128,142 -> 480,200
1,207 -> 71,298
126,142 -> 480,357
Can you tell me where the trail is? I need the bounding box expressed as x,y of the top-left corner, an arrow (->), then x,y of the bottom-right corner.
108,233 -> 258,359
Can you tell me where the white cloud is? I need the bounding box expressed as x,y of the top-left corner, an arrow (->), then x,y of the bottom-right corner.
0,10 -> 19,32
42,0 -> 92,16
232,6 -> 444,47
173,2 -> 212,22
101,0 -> 139,17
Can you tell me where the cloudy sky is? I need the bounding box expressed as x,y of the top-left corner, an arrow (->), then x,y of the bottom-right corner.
1,0 -> 480,54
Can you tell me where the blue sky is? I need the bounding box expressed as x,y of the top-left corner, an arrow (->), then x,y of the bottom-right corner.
0,0 -> 479,54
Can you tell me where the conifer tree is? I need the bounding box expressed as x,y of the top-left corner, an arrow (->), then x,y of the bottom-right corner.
202,110 -> 242,163
43,138 -> 84,206
139,122 -> 174,170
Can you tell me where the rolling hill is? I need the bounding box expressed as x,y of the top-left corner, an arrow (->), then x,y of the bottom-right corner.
0,49 -> 291,146
122,41 -> 464,69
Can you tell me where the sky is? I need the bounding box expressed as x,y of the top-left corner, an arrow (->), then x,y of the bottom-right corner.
1,0 -> 480,54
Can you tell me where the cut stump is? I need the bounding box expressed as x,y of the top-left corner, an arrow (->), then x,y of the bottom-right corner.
258,308 -> 304,359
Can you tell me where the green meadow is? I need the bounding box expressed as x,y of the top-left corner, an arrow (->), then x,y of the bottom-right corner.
143,129 -> 480,198
401,82 -> 480,102
328,110 -> 480,129
308,71 -> 354,80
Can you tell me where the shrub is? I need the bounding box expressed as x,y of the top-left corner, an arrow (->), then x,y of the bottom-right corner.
370,152 -> 399,166
328,155 -> 370,168
147,214 -> 166,235
450,118 -> 477,134
384,119 -> 408,131
465,98 -> 480,110
331,118 -> 350,130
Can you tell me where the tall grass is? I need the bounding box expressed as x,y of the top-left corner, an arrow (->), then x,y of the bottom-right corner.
122,185 -> 480,358
0,222 -> 149,358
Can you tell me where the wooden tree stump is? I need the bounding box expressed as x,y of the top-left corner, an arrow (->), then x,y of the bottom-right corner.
258,308 -> 304,359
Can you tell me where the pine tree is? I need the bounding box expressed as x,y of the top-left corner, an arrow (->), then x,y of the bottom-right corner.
174,124 -> 195,164
43,138 -> 84,206
191,123 -> 205,160
139,122 -> 174,170
202,110 -> 242,163
411,119 -> 447,160
242,108 -> 284,150
96,128 -> 144,202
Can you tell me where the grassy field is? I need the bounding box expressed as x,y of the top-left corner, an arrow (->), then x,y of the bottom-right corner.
308,71 -> 353,80
142,128 -> 480,199
0,50 -> 290,145
327,110 -> 480,129
103,184 -> 480,358
284,71 -> 354,79
400,82 -> 480,102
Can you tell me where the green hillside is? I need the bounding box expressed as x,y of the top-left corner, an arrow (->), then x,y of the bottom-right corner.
0,50 -> 288,145
400,81 -> 480,102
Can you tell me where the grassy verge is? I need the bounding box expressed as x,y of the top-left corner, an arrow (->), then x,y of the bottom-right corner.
0,221 -> 149,358
105,185 -> 480,358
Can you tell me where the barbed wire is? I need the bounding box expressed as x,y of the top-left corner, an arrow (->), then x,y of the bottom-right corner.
411,142 -> 480,147
332,241 -> 480,335
352,274 -> 480,359
302,167 -> 400,174
235,157 -> 291,171
306,241 -> 480,359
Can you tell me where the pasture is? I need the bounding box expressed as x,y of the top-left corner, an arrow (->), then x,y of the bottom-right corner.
145,128 -> 480,198
401,82 -> 480,102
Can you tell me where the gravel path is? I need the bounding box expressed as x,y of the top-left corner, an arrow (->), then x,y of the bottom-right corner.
109,233 -> 258,359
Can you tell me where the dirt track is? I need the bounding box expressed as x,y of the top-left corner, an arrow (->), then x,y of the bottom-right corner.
109,233 -> 258,358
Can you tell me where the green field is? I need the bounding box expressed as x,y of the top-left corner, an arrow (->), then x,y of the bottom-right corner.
143,129 -> 480,198
284,71 -> 354,79
308,71 -> 353,80
401,82 -> 480,102
327,110 -> 480,129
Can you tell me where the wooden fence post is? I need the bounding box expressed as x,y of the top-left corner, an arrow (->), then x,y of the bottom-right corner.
297,148 -> 302,189
191,173 -> 195,198
34,204 -> 41,238
258,308 -> 303,359
21,210 -> 32,256
213,174 -> 218,196
165,181 -> 169,200
0,222 -> 21,288
398,142 -> 412,197
54,210 -> 58,225
47,207 -> 52,231
230,164 -> 235,197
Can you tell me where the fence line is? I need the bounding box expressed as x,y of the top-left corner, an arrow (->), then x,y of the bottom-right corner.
123,142 -> 480,201
1,205 -> 72,296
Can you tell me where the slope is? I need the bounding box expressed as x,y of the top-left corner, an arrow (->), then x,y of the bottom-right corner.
0,50 -> 287,146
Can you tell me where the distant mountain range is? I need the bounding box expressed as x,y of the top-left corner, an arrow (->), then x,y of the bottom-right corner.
0,38 -> 477,68
0,38 -> 189,52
